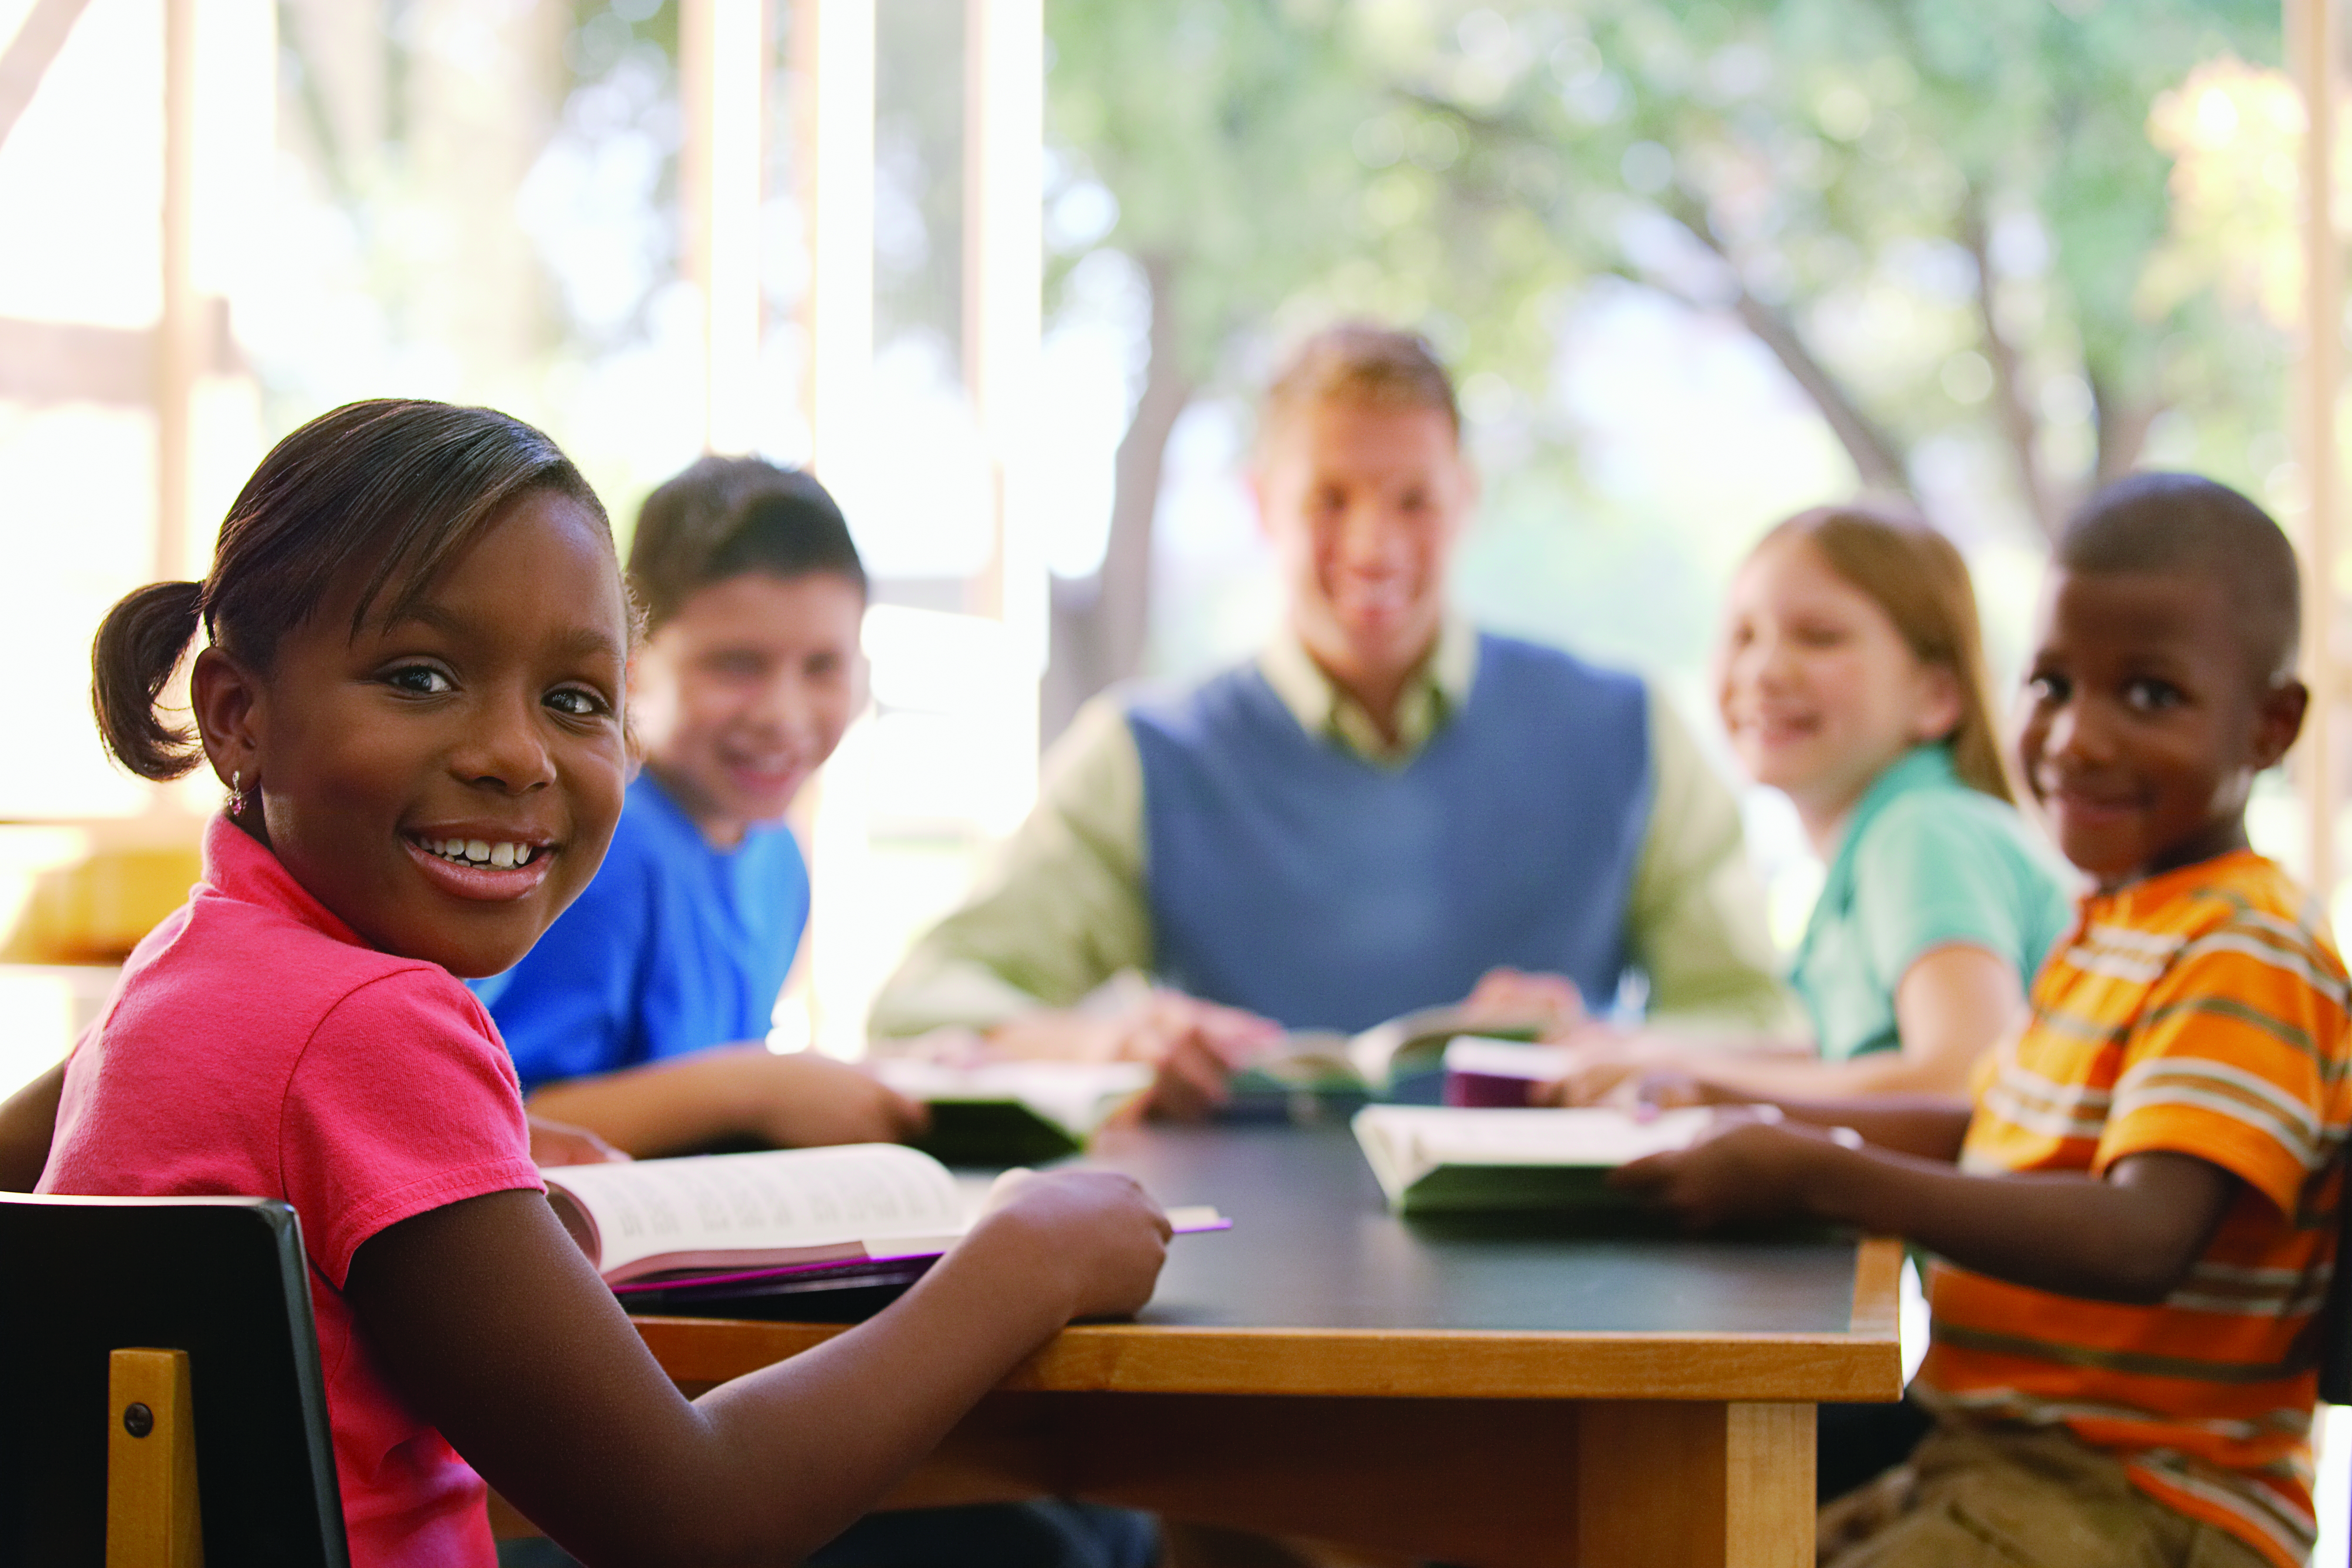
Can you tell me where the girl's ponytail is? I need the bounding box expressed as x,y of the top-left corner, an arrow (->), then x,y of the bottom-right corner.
90,579 -> 207,781
83,401 -> 608,789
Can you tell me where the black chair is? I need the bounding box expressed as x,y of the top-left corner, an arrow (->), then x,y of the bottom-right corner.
2319,1178 -> 2352,1556
0,1193 -> 348,1567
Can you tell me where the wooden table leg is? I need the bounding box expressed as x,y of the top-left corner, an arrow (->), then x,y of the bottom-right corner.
1575,1401 -> 1815,1568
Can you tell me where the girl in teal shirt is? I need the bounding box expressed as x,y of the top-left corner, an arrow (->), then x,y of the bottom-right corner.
1555,506 -> 2071,1103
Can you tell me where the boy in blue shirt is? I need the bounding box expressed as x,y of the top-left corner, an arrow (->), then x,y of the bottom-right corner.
480,457 -> 924,1156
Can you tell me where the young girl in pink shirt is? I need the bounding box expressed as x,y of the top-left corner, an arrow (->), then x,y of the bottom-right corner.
35,399 -> 1170,1568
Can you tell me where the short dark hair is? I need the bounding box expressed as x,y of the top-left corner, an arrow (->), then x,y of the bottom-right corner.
91,399 -> 610,780
2057,472 -> 2302,681
629,457 -> 867,636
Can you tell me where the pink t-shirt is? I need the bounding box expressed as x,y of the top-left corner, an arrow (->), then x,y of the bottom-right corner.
41,817 -> 543,1568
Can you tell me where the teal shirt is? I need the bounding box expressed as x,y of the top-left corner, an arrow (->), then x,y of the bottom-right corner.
1791,745 -> 2072,1062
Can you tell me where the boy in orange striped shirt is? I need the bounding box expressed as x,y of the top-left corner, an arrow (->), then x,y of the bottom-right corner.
1619,473 -> 2347,1568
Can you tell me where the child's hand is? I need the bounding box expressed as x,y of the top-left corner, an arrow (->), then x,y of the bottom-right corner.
974,1167 -> 1172,1320
735,1051 -> 930,1149
527,1114 -> 631,1167
1535,1026 -> 1673,1105
1609,1112 -> 1848,1229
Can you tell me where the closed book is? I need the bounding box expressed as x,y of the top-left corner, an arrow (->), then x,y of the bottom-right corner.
1352,1105 -> 1714,1214
869,1059 -> 1152,1165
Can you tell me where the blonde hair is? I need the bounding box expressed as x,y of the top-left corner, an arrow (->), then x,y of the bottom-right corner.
1256,321 -> 1459,456
1750,507 -> 2016,804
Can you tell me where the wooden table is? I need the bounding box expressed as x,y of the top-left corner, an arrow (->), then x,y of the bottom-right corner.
614,1122 -> 1903,1568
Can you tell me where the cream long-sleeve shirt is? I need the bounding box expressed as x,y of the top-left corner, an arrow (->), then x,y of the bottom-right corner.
869,622 -> 1793,1038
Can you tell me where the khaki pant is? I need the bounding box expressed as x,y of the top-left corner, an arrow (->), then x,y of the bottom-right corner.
1820,1421 -> 2278,1568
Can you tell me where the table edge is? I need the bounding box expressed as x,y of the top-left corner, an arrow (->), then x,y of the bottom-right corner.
634,1314 -> 1906,1402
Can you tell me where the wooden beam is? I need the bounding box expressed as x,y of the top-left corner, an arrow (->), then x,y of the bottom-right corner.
798,0 -> 874,485
680,0 -> 768,454
157,0 -> 198,585
2292,0 -> 2342,897
0,0 -> 94,155
0,307 -> 243,406
963,0 -> 1048,826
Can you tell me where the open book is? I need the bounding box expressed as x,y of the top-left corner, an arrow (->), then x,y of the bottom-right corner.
1230,1006 -> 1550,1105
543,1143 -> 1225,1303
869,1060 -> 1152,1165
1352,1105 -> 1715,1214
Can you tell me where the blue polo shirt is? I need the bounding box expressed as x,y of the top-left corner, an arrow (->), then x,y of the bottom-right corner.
476,773 -> 811,1092
1790,744 -> 2073,1062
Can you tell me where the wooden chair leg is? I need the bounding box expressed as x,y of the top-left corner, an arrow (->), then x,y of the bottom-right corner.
108,1347 -> 203,1568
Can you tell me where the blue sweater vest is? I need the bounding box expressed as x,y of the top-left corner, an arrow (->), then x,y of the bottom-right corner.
1128,634 -> 1653,1033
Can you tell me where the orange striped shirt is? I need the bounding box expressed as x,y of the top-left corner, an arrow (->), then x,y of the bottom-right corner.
1916,851 -> 2351,1568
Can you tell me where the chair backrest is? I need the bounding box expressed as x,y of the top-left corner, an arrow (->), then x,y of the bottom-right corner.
0,1193 -> 348,1567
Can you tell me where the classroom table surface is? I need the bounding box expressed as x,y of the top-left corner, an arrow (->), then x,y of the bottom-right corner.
1099,1118 -> 1865,1334
544,1119 -> 1905,1566
635,1118 -> 1903,1406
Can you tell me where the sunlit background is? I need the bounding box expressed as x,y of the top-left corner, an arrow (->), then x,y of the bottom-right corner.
3,1 -> 2352,1543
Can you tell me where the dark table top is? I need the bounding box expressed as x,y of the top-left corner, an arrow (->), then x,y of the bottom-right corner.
1081,1120 -> 1863,1336
636,1119 -> 1903,1403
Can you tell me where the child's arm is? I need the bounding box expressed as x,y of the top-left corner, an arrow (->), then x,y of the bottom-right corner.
525,1045 -> 930,1158
346,1166 -> 1167,1567
0,1059 -> 65,1191
1614,1120 -> 2237,1304
1553,947 -> 2024,1104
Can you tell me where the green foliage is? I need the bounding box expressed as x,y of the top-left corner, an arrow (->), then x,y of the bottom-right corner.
1046,0 -> 2291,544
1048,0 -> 1413,382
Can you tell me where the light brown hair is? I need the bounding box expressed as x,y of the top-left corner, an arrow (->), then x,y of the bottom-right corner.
1752,506 -> 2016,804
1256,321 -> 1460,457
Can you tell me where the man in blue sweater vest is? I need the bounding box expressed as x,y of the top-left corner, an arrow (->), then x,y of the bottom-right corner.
872,323 -> 1788,1114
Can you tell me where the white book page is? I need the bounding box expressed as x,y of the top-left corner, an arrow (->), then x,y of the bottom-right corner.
1353,1106 -> 1716,1194
544,1143 -> 965,1278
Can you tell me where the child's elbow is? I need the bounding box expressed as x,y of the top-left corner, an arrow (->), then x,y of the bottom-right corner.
2087,1236 -> 2202,1305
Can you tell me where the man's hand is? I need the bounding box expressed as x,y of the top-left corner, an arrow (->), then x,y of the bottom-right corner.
1609,1113 -> 1849,1229
1461,967 -> 1586,1034
987,992 -> 1284,1122
527,1114 -> 631,1167
1122,992 -> 1284,1120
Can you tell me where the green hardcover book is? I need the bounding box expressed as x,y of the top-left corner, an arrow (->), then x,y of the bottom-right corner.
1351,1105 -> 1715,1215
871,1059 -> 1153,1166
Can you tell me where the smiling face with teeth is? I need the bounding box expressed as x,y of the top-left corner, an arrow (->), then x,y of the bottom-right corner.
1252,399 -> 1475,730
189,487 -> 632,977
629,569 -> 867,848
1714,534 -> 1961,849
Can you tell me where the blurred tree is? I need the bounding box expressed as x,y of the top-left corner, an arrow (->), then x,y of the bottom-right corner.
1043,0 -> 2286,725
1432,0 -> 2285,538
1043,1 -> 1385,729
